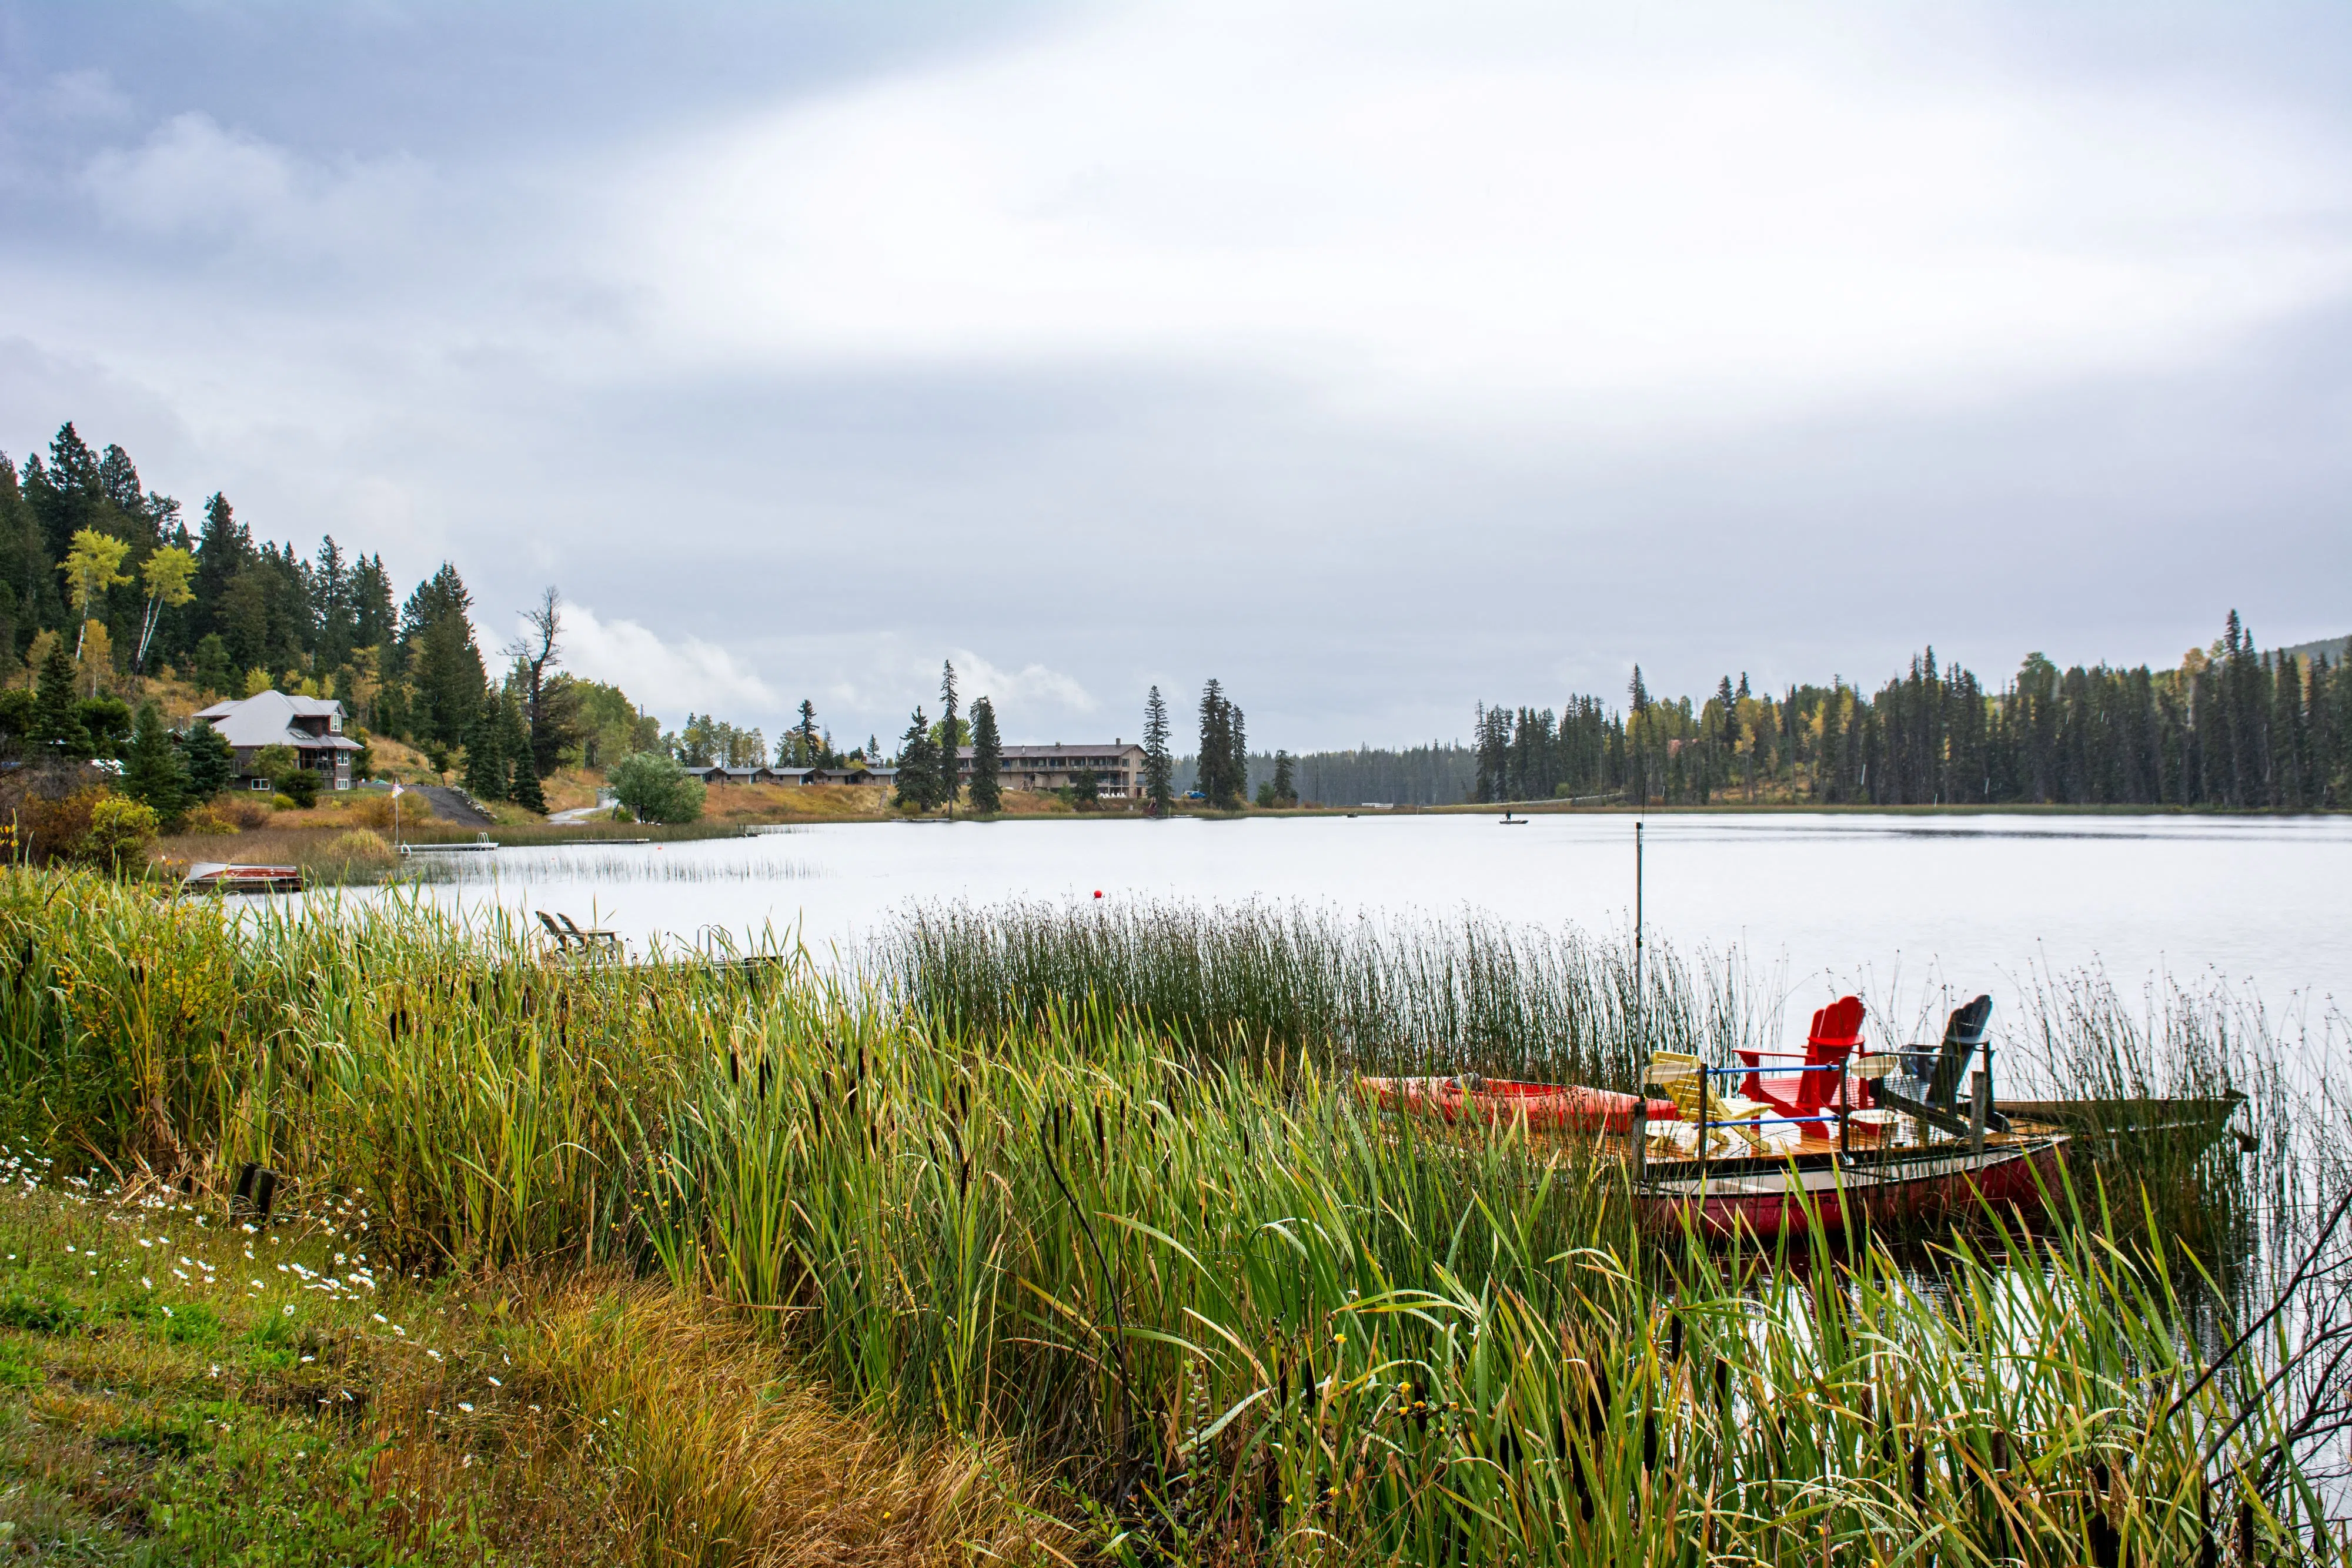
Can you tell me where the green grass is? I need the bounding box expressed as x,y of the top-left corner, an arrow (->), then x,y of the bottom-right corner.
0,868 -> 2345,1563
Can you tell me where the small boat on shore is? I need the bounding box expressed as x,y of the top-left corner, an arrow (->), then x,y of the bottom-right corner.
1359,994 -> 2076,1241
182,862 -> 304,895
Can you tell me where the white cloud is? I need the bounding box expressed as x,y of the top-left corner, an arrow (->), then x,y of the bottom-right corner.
620,1 -> 2352,433
554,603 -> 779,727
81,112 -> 429,253
948,650 -> 1097,720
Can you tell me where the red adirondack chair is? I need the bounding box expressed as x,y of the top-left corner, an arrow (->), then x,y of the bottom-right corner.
1738,995 -> 1867,1119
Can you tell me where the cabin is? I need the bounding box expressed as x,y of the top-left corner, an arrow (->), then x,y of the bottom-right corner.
956,742 -> 1147,798
190,691 -> 362,793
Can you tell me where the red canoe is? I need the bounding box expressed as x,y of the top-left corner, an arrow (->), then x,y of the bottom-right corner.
1359,1074 -> 1677,1135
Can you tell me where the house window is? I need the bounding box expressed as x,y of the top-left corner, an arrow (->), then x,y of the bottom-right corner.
251,777 -> 270,791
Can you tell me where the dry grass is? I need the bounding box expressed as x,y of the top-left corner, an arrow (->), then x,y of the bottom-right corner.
0,1178 -> 1067,1568
474,1276 -> 1066,1567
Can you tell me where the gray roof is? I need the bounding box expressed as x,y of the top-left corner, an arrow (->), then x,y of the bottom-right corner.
191,691 -> 360,752
955,743 -> 1141,760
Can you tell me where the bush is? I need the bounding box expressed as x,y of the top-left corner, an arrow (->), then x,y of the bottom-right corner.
278,768 -> 321,810
609,751 -> 704,824
324,828 -> 395,867
80,793 -> 159,871
182,804 -> 240,835
270,793 -> 298,811
17,784 -> 102,865
336,792 -> 399,831
221,795 -> 273,830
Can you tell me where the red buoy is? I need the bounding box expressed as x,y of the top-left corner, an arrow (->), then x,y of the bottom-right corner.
1093,890 -> 1104,899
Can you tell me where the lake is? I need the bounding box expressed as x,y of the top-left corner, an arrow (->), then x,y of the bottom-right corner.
375,811 -> 2348,1027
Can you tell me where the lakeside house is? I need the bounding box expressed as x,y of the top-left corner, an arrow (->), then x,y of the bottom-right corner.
191,690 -> 361,792
687,762 -> 884,787
956,742 -> 1146,798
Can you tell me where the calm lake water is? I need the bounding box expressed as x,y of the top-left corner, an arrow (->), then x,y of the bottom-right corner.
370,812 -> 2347,1027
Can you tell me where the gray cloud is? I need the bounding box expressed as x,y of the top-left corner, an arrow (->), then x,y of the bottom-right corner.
4,1 -> 2350,748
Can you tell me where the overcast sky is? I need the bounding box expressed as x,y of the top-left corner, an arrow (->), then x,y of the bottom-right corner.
4,2 -> 2349,749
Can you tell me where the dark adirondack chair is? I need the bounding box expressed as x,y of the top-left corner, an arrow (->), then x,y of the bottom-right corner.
1876,994 -> 2005,1136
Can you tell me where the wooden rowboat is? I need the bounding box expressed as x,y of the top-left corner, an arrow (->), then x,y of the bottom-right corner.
1357,1071 -> 2070,1241
181,862 -> 304,895
1994,1093 -> 2246,1152
1635,1129 -> 2069,1240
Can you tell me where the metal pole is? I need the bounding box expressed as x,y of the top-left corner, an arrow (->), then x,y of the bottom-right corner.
1633,820 -> 1645,1054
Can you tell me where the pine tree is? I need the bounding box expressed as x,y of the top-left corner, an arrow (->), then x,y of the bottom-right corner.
120,701 -> 188,826
967,696 -> 1004,814
505,691 -> 547,813
463,694 -> 509,801
1227,703 -> 1248,809
29,638 -> 90,757
796,700 -> 820,767
894,706 -> 937,810
1271,749 -> 1296,807
178,721 -> 236,801
1197,680 -> 1246,808
938,661 -> 960,809
1142,686 -> 1174,815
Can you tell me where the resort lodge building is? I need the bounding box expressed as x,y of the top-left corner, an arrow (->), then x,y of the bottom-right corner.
191,690 -> 361,792
956,743 -> 1147,798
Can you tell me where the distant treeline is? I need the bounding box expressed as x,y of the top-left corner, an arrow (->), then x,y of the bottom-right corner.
1175,744 -> 1475,807
1472,613 -> 2349,809
1174,615 -> 2347,811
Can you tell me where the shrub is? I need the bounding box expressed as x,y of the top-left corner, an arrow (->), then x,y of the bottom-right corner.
182,804 -> 240,835
609,751 -> 704,824
221,795 -> 273,830
325,828 -> 395,867
278,768 -> 322,810
79,793 -> 159,871
270,794 -> 298,811
338,792 -> 399,831
17,784 -> 102,865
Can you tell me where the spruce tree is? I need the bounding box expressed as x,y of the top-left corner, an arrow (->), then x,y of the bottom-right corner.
463,694 -> 509,801
29,638 -> 90,757
121,701 -> 189,826
1142,686 -> 1174,815
938,661 -> 960,809
1226,703 -> 1248,810
1197,680 -> 1230,807
178,721 -> 236,801
967,696 -> 1003,813
894,706 -> 937,810
497,691 -> 546,812
1271,749 -> 1296,807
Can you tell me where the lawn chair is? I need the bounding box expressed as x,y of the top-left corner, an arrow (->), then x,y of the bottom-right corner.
1649,1050 -> 1773,1156
536,910 -> 577,952
1738,995 -> 1866,1117
556,912 -> 622,955
1875,994 -> 2004,1136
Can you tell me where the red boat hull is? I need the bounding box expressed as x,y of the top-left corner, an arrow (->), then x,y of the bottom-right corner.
1359,1075 -> 1676,1135
1636,1135 -> 2067,1239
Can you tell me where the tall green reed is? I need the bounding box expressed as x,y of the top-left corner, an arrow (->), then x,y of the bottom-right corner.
5,869 -> 2346,1560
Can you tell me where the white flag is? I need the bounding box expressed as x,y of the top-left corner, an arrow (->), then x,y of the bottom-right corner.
390,783 -> 405,797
